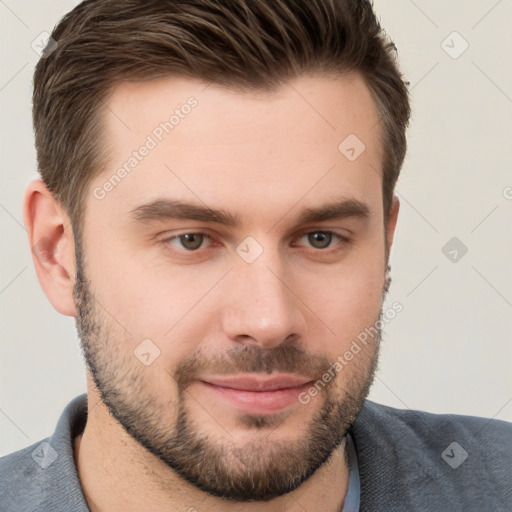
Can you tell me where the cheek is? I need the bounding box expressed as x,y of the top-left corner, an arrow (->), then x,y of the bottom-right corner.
294,253 -> 385,357
89,268 -> 224,380
87,237 -> 217,328
298,247 -> 385,312
319,280 -> 383,355
341,264 -> 385,319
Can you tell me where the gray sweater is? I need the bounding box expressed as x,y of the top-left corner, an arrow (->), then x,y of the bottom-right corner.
1,394 -> 511,511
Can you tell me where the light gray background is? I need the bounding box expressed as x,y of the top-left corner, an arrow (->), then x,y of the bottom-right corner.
1,0 -> 511,456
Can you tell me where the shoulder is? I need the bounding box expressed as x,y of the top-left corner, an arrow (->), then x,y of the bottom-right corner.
356,399 -> 512,468
351,400 -> 512,511
0,438 -> 53,509
0,394 -> 89,512
360,399 -> 512,442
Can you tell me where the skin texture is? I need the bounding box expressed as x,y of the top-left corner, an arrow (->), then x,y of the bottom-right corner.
24,72 -> 399,512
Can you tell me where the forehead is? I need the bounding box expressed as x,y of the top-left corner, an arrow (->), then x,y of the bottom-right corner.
89,73 -> 383,228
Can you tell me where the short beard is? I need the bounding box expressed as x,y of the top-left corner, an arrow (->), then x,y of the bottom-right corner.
73,236 -> 382,502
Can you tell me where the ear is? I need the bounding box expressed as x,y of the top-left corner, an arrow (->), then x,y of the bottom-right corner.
23,179 -> 77,316
385,195 -> 400,262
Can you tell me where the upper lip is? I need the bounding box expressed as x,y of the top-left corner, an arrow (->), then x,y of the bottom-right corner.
200,374 -> 314,391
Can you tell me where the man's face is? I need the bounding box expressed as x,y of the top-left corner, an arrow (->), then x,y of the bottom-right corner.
75,73 -> 393,500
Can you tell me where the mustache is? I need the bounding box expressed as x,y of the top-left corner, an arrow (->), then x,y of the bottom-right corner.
172,343 -> 334,391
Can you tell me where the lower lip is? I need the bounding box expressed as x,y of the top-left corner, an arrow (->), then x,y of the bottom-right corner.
199,381 -> 313,415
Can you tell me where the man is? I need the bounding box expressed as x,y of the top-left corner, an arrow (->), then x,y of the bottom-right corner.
1,0 -> 510,510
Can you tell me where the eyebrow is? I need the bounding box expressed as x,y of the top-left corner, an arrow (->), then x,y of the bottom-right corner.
129,199 -> 241,227
296,198 -> 371,225
128,197 -> 371,228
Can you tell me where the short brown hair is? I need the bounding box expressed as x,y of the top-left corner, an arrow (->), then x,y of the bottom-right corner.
33,0 -> 410,240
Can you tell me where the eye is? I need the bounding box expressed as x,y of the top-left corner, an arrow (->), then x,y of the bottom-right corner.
296,231 -> 348,249
165,232 -> 212,251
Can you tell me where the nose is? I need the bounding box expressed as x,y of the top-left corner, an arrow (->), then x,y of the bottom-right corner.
221,254 -> 307,349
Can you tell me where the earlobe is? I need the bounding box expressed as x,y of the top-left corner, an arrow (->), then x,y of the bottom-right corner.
23,179 -> 77,317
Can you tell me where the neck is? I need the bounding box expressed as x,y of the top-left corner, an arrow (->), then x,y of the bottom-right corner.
74,392 -> 350,512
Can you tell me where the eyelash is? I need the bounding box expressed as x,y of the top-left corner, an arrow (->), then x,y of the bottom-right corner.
160,230 -> 351,253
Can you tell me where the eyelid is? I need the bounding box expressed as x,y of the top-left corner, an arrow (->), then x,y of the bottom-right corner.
161,230 -> 215,250
292,230 -> 351,249
160,228 -> 351,252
